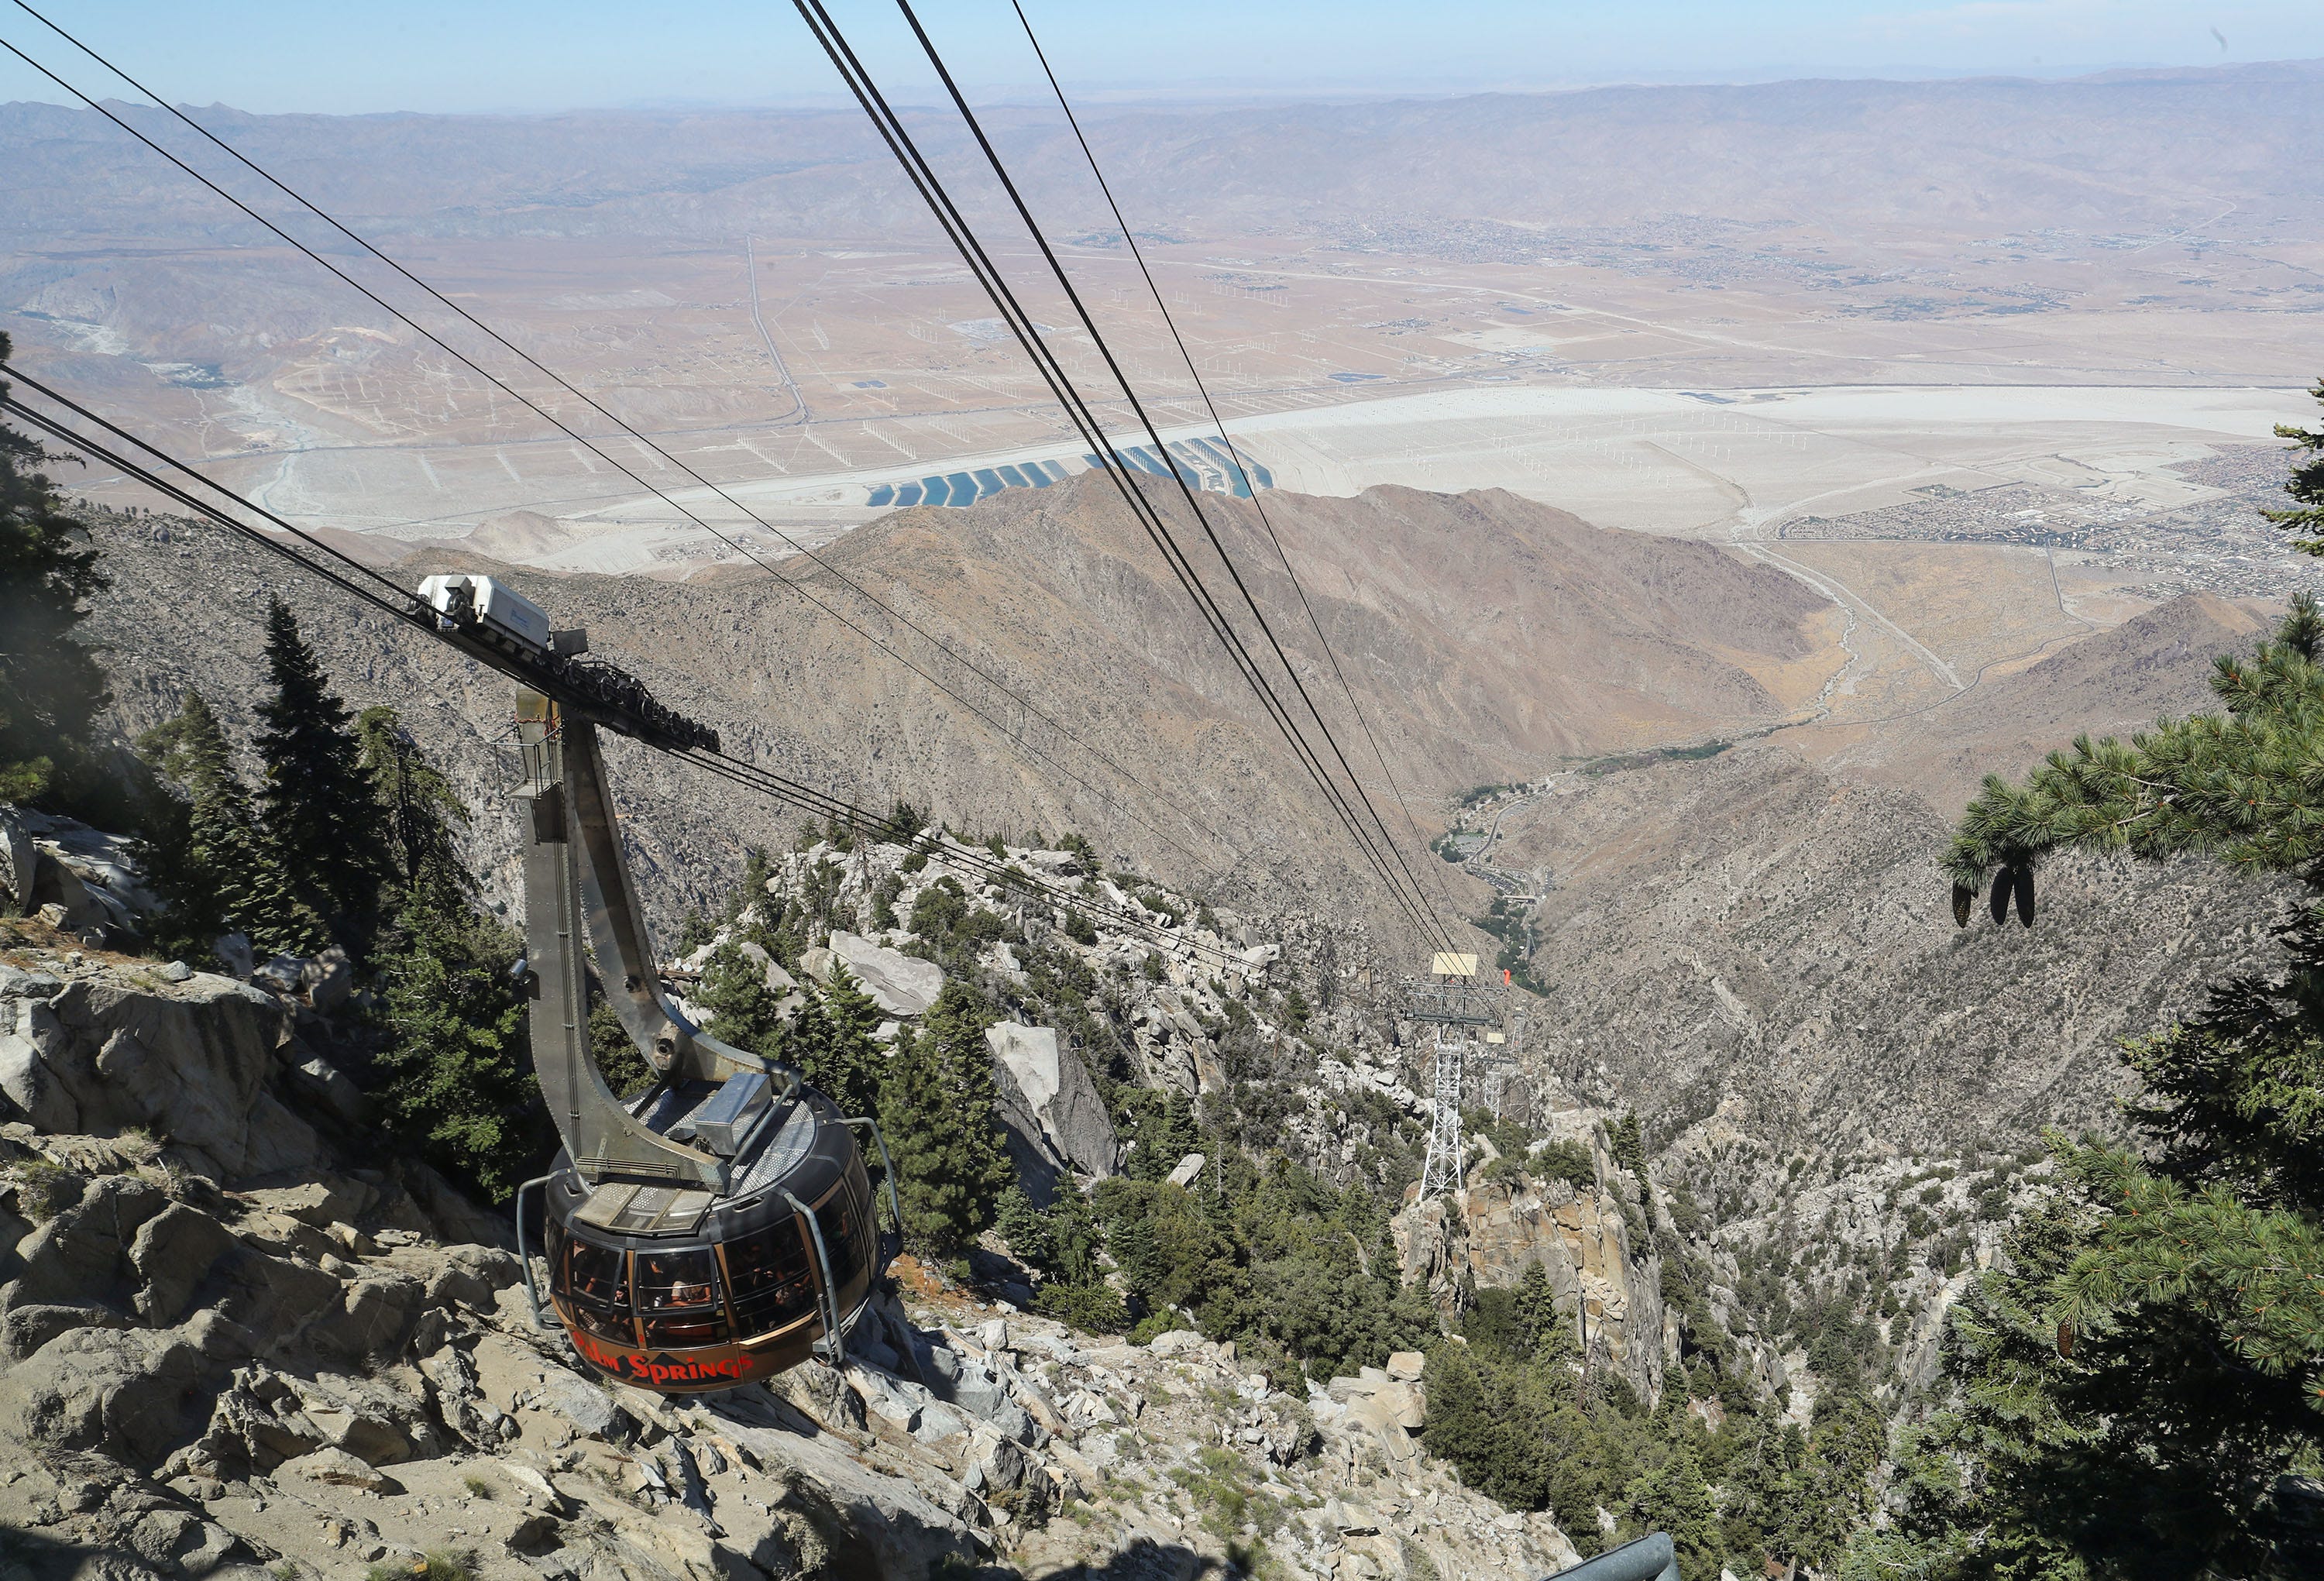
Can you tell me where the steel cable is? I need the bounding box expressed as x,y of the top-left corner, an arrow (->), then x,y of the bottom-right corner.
1006,0 -> 1473,937
793,0 -> 1449,949
0,15 -> 1253,873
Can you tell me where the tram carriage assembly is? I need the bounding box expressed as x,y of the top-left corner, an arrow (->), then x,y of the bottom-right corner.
419,575 -> 897,1393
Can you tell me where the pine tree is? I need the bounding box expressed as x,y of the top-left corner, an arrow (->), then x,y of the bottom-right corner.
136,689 -> 320,958
1514,1258 -> 1578,1365
587,997 -> 653,1098
878,978 -> 1012,1256
360,717 -> 546,1198
253,596 -> 381,946
1130,1088 -> 1201,1181
371,893 -> 541,1200
356,704 -> 469,909
1792,1393 -> 1886,1572
696,940 -> 789,1059
0,335 -> 115,816
1726,1417 -> 1811,1576
1623,1438 -> 1720,1581
2264,376 -> 2324,549
798,965 -> 885,1120
1909,418 -> 2324,1578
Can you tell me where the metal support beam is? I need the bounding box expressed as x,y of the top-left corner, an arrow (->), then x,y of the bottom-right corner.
1418,1032 -> 1467,1199
517,691 -> 727,1190
557,713 -> 765,1084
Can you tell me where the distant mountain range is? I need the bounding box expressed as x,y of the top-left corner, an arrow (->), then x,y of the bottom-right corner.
3,57 -> 2319,246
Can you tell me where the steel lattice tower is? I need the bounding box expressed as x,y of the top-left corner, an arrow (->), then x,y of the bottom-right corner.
1418,1031 -> 1468,1198
1400,953 -> 1507,1201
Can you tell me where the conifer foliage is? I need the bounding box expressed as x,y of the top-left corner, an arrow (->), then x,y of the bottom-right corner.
360,704 -> 539,1199
370,892 -> 538,1201
0,335 -> 114,813
2264,376 -> 2324,549
356,704 -> 471,908
136,689 -> 320,957
879,978 -> 1013,1255
789,966 -> 886,1122
1423,1260 -> 1881,1577
1902,400 -> 2324,1579
254,597 -> 384,945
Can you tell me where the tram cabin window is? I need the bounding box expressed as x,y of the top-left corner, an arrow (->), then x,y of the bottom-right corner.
815,1169 -> 869,1294
724,1215 -> 818,1336
638,1247 -> 730,1346
560,1233 -> 636,1343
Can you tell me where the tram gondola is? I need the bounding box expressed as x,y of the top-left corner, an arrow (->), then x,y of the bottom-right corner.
532,1079 -> 893,1391
431,573 -> 898,1393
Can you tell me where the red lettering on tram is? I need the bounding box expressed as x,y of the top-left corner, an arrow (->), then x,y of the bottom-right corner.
562,1321 -> 750,1387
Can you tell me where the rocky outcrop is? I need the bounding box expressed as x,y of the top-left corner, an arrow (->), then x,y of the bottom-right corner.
986,1022 -> 1116,1203
0,809 -> 158,946
1393,1125 -> 1673,1403
0,960 -> 328,1181
803,930 -> 944,1018
1399,1187 -> 1669,1404
0,934 -> 1573,1581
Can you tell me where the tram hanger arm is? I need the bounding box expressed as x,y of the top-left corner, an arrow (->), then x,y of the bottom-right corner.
518,691 -> 739,1190
556,710 -> 772,1084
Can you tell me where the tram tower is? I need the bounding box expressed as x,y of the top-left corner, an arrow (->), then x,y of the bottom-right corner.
1404,953 -> 1507,1200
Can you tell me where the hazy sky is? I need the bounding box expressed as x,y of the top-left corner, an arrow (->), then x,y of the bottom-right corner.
0,0 -> 2315,115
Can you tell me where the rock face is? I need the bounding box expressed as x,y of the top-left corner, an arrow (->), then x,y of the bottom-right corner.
0,965 -> 328,1181
1485,741 -> 2288,1155
0,936 -> 1569,1581
813,930 -> 944,1018
986,1022 -> 1116,1202
1396,1163 -> 1672,1403
1,809 -> 159,944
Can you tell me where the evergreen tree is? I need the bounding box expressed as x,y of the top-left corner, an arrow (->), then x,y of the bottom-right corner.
995,1184 -> 1057,1270
587,997 -> 654,1098
253,596 -> 381,945
793,965 -> 885,1120
696,940 -> 789,1058
2263,376 -> 2324,549
0,335 -> 115,816
1792,1393 -> 1886,1572
136,689 -> 320,957
1611,1109 -> 1649,1191
1129,1088 -> 1201,1181
356,705 -> 469,909
1903,423 -> 2324,1579
1514,1258 -> 1578,1365
354,715 -> 545,1197
879,979 -> 1012,1256
370,893 -> 541,1200
1623,1438 -> 1720,1581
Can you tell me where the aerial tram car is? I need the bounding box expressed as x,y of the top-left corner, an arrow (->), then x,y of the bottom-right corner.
417,573 -> 899,1393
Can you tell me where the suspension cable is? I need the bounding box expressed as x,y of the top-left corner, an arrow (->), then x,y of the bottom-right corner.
789,0 -> 1428,936
1008,0 -> 1472,931
0,17 -> 1260,876
792,0 -> 1449,950
885,0 -> 1454,950
2,380 -> 1243,967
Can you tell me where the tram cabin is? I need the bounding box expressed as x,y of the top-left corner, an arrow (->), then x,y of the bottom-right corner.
541,1080 -> 880,1392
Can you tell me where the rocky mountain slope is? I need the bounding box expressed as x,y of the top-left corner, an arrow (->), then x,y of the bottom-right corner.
82,480 -> 2286,1166
80,479 -> 1839,944
1813,591 -> 2271,812
1480,738 -> 2287,1157
0,781 -> 2219,1579
0,853 -> 1621,1581
1431,588 -> 2297,1158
